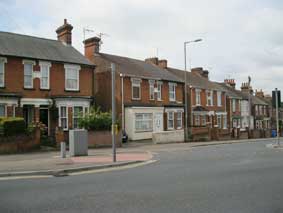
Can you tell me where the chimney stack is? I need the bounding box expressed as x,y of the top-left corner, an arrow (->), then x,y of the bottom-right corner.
83,37 -> 101,60
56,19 -> 73,45
224,79 -> 236,89
158,59 -> 167,69
241,82 -> 253,94
255,89 -> 264,98
191,67 -> 209,79
145,57 -> 158,65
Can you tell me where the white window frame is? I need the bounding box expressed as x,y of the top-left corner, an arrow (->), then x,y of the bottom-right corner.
73,106 -> 86,129
232,99 -> 236,112
149,80 -> 155,100
169,82 -> 176,102
167,111 -> 174,130
131,78 -> 141,100
201,115 -> 206,126
135,113 -> 153,132
39,61 -> 51,90
217,115 -> 222,129
0,104 -> 6,117
223,115 -> 227,129
196,89 -> 201,106
177,111 -> 182,129
195,115 -> 200,126
23,60 -> 35,89
157,81 -> 162,101
206,90 -> 213,106
217,91 -> 222,107
0,57 -> 7,87
64,64 -> 80,91
59,106 -> 68,130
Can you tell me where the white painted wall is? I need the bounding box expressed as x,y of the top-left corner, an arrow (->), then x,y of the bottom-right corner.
152,130 -> 184,144
241,100 -> 254,129
125,107 -> 164,141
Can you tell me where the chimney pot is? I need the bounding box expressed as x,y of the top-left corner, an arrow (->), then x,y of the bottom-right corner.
83,36 -> 101,60
145,57 -> 159,65
56,19 -> 73,45
158,59 -> 168,69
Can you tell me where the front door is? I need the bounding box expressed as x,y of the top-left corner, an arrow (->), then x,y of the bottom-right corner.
40,108 -> 49,135
153,113 -> 163,132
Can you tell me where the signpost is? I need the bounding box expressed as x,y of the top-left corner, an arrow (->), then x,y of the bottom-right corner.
272,88 -> 281,146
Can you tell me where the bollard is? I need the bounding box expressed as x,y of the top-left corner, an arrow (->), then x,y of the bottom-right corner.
61,141 -> 66,158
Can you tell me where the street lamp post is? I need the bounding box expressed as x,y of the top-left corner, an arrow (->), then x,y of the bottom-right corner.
184,39 -> 202,142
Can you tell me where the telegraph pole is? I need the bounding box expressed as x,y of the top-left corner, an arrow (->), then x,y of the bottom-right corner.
111,63 -> 117,162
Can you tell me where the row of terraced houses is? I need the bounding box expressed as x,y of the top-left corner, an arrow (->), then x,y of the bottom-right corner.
0,20 -> 281,143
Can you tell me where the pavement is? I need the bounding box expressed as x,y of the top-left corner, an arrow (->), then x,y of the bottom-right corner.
0,137 -> 280,177
1,139 -> 283,213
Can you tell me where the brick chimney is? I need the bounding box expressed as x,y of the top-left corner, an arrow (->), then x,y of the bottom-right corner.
158,59 -> 167,69
145,57 -> 158,65
224,79 -> 236,89
83,36 -> 101,60
56,19 -> 73,45
191,67 -> 209,79
241,82 -> 253,94
255,89 -> 264,98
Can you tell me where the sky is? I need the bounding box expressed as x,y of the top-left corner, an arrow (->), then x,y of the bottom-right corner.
0,0 -> 282,94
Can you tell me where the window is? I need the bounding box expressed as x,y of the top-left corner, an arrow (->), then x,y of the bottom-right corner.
217,91 -> 222,106
177,111 -> 182,129
196,89 -> 201,105
206,90 -> 213,106
59,106 -> 68,130
131,78 -> 141,100
73,106 -> 83,129
0,105 -> 6,117
65,64 -> 80,91
255,105 -> 258,116
169,83 -> 176,101
233,119 -> 237,128
135,113 -> 153,132
195,115 -> 200,126
40,62 -> 51,89
167,111 -> 174,129
217,115 -> 222,129
23,61 -> 34,88
149,80 -> 155,100
232,99 -> 236,112
202,115 -> 206,126
157,82 -> 162,101
223,115 -> 227,129
259,105 -> 262,115
0,57 -> 7,87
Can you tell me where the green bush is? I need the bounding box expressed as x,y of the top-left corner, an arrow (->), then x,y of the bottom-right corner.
79,108 -> 114,131
0,117 -> 26,136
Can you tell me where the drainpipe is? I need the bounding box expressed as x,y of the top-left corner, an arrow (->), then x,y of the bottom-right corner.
120,73 -> 125,131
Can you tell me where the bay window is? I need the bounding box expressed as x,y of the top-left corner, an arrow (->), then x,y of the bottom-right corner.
169,83 -> 176,101
135,113 -> 153,132
131,78 -> 141,100
177,111 -> 182,129
65,64 -> 80,91
59,106 -> 68,130
167,111 -> 174,130
0,57 -> 7,87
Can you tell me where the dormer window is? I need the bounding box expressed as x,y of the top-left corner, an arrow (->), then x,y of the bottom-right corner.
131,78 -> 141,100
65,64 -> 80,91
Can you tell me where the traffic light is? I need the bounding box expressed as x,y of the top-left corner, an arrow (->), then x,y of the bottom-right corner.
272,90 -> 281,108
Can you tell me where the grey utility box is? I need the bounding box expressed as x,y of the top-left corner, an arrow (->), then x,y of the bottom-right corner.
69,129 -> 88,157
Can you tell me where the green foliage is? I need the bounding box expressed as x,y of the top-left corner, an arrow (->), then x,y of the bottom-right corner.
79,107 -> 113,131
0,117 -> 26,136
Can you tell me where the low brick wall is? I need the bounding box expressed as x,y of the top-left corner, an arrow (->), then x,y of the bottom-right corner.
191,127 -> 210,142
218,129 -> 231,141
152,130 -> 184,144
0,134 -> 40,154
239,130 -> 249,139
88,130 -> 122,148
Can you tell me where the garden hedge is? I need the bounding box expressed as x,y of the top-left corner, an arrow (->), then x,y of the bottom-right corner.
0,117 -> 26,136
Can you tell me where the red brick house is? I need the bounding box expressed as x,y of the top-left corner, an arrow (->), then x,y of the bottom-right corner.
167,67 -> 227,132
83,37 -> 184,141
0,19 -> 95,137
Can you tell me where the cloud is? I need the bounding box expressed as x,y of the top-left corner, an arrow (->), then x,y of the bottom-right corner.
1,0 -> 283,93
